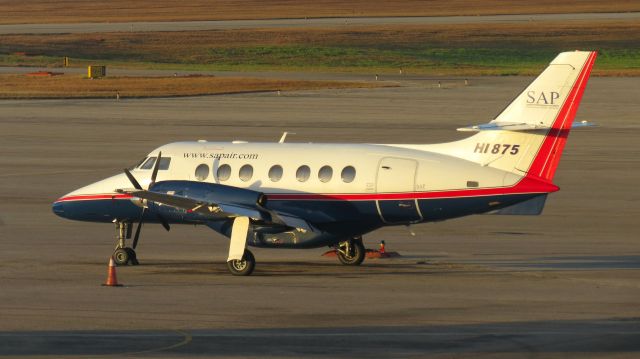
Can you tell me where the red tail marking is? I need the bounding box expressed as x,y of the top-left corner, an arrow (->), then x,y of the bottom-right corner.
529,51 -> 597,181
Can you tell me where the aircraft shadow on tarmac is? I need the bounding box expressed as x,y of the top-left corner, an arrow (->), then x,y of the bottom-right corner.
135,260 -> 455,278
1,318 -> 638,357
117,254 -> 640,278
468,255 -> 640,271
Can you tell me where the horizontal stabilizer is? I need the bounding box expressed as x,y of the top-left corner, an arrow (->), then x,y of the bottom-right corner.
570,121 -> 597,129
457,121 -> 595,132
486,194 -> 548,215
457,122 -> 548,132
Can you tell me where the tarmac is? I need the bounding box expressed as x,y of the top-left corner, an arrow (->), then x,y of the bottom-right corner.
0,74 -> 639,357
1,12 -> 639,34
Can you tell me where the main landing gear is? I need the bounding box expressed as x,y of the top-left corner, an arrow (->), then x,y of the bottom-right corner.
336,236 -> 365,266
112,221 -> 139,266
226,249 -> 256,276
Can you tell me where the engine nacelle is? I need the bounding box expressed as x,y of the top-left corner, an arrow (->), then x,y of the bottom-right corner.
150,180 -> 266,208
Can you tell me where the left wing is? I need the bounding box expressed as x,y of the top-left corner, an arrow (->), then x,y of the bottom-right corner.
118,188 -> 266,220
117,180 -> 315,262
118,180 -> 314,231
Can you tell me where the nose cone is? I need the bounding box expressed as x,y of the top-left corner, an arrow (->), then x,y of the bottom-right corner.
51,172 -> 137,222
52,201 -> 66,218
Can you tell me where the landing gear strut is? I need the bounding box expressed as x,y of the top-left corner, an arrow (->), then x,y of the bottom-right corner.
336,237 -> 365,266
112,221 -> 139,266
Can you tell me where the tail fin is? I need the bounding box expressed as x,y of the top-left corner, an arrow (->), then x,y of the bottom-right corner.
430,51 -> 597,181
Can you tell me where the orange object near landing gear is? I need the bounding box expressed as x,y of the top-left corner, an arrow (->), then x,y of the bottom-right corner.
322,239 -> 401,261
366,240 -> 401,259
102,257 -> 123,287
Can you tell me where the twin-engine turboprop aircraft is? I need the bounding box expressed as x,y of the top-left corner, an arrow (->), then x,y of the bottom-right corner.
53,51 -> 597,276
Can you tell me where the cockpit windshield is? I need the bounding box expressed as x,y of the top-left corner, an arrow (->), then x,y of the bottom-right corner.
139,156 -> 171,170
129,157 -> 147,170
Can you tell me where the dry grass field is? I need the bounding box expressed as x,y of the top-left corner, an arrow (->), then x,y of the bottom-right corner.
1,0 -> 638,24
0,74 -> 385,99
2,21 -> 639,75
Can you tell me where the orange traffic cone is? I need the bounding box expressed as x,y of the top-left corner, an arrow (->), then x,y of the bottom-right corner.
102,257 -> 123,287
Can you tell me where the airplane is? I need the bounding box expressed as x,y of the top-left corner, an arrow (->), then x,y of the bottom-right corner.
52,51 -> 597,276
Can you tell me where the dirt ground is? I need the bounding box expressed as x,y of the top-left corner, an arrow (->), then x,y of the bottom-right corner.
0,73 -> 384,99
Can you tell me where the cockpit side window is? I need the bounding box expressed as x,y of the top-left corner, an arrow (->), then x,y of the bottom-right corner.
158,157 -> 171,170
130,157 -> 148,170
139,156 -> 172,170
140,157 -> 156,170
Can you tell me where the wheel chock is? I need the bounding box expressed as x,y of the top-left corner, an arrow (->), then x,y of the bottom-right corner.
322,241 -> 401,259
366,241 -> 400,258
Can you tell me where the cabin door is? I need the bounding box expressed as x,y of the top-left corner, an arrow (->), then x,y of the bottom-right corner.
375,157 -> 422,224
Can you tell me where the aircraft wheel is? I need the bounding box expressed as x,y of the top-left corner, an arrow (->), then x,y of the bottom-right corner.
113,248 -> 130,266
227,249 -> 255,276
337,238 -> 365,266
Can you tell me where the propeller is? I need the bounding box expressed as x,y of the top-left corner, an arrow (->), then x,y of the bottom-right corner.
124,152 -> 170,251
124,168 -> 142,190
156,213 -> 171,232
150,151 -> 161,188
132,207 -> 145,249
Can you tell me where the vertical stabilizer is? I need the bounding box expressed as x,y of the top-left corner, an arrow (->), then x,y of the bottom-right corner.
423,51 -> 597,182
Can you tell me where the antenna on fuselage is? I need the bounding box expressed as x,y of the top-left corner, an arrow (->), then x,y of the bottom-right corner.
278,131 -> 296,143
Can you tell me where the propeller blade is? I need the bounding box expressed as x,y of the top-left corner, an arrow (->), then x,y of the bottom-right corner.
156,213 -> 170,232
132,207 -> 146,249
150,151 -> 162,186
124,168 -> 143,190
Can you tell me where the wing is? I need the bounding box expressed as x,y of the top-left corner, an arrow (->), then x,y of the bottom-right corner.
117,180 -> 318,262
117,180 -> 314,231
120,188 -> 266,220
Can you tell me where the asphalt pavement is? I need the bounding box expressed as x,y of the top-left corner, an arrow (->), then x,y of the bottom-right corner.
0,74 -> 639,358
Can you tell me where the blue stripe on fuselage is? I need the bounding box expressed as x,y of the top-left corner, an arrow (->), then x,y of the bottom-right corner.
52,193 -> 541,226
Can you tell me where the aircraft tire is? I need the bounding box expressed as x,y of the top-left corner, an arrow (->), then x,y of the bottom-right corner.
227,249 -> 255,276
337,238 -> 365,266
113,248 -> 130,266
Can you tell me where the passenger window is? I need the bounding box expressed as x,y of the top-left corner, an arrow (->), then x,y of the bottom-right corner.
296,165 -> 310,182
318,165 -> 333,183
341,166 -> 356,183
217,164 -> 231,181
269,165 -> 283,182
195,164 -> 209,181
239,164 -> 253,182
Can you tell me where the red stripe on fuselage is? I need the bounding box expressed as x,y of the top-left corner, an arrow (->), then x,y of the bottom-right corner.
55,175 -> 558,204
267,176 -> 558,201
54,193 -> 133,203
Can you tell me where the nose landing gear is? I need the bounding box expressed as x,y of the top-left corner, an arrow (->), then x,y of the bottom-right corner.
112,221 -> 139,266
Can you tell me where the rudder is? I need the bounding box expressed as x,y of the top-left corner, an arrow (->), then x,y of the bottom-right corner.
426,51 -> 597,182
